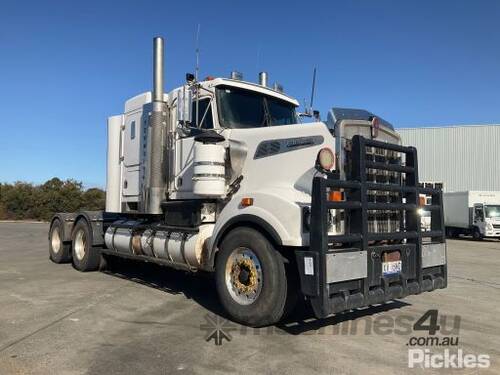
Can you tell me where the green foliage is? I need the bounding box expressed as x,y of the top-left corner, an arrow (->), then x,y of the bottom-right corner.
0,178 -> 106,221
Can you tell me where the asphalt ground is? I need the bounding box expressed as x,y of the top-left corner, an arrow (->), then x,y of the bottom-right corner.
0,222 -> 499,374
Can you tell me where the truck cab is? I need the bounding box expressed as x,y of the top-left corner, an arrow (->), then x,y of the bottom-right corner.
171,78 -> 303,201
473,203 -> 500,238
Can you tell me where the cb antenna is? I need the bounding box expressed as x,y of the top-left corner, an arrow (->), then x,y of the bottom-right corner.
309,67 -> 317,114
195,24 -> 201,81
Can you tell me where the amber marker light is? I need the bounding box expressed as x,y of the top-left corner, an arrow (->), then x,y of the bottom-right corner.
328,191 -> 343,202
240,197 -> 254,207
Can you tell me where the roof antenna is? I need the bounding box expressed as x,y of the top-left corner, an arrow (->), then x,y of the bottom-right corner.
195,24 -> 201,81
309,67 -> 317,114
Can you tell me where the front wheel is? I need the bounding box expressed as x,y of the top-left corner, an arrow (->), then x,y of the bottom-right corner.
215,227 -> 291,327
472,227 -> 483,241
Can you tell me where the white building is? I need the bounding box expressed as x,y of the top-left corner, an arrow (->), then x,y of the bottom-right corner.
398,124 -> 500,192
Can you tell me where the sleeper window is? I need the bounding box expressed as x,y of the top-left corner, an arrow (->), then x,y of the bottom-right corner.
130,121 -> 136,139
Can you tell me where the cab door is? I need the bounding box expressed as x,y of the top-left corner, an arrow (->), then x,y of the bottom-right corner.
473,204 -> 486,235
173,97 -> 215,197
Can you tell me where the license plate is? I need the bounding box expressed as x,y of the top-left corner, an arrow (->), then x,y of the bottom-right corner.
382,260 -> 402,276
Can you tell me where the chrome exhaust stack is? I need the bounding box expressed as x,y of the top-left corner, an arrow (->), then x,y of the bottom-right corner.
153,37 -> 164,103
147,36 -> 167,214
258,71 -> 268,87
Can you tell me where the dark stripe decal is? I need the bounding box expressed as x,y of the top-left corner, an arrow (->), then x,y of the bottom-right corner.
254,135 -> 324,159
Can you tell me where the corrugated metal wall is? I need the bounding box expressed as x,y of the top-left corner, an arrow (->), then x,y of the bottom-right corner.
398,125 -> 500,192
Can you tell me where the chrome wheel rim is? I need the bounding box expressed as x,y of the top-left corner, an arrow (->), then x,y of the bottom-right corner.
74,229 -> 86,261
51,227 -> 61,254
225,247 -> 263,305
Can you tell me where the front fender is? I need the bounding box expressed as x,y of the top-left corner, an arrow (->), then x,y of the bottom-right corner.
209,190 -> 308,252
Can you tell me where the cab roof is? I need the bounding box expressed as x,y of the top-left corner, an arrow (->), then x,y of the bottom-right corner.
200,77 -> 300,107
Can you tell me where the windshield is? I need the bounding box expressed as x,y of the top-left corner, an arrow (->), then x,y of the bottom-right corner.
216,85 -> 297,128
485,205 -> 500,218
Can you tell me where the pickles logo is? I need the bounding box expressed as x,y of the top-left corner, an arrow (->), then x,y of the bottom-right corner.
409,349 -> 490,369
407,310 -> 490,369
200,313 -> 237,346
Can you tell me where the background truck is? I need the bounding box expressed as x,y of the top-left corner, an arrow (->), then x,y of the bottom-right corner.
444,191 -> 500,239
47,37 -> 447,327
419,182 -> 445,232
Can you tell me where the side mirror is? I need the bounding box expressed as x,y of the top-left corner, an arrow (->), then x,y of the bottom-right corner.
298,109 -> 320,120
186,73 -> 195,83
177,86 -> 192,125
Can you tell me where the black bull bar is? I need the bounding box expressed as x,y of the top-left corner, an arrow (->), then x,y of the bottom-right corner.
295,135 -> 447,318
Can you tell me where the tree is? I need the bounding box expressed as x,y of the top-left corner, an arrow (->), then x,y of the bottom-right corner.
81,188 -> 106,211
0,178 -> 106,221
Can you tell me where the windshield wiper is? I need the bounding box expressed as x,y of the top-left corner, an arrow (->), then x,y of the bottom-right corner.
261,97 -> 273,127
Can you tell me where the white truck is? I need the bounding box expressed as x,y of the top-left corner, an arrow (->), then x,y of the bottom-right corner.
444,191 -> 500,239
48,37 -> 447,326
419,182 -> 444,232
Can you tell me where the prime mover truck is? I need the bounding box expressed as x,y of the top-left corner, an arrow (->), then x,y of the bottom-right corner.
48,37 -> 447,326
444,191 -> 500,239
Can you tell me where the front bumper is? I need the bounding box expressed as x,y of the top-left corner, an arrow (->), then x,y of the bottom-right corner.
296,244 -> 447,318
295,136 -> 448,319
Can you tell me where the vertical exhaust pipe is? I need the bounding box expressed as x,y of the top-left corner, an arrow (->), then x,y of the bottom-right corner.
148,36 -> 167,214
153,37 -> 164,103
258,72 -> 268,87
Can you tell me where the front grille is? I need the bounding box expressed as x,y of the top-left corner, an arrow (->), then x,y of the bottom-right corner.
365,146 -> 403,234
493,224 -> 500,229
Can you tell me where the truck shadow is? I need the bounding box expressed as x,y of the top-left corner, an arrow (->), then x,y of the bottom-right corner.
278,300 -> 411,335
101,255 -> 411,334
101,255 -> 226,316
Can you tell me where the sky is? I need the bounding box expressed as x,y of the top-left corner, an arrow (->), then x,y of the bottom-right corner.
1,0 -> 499,188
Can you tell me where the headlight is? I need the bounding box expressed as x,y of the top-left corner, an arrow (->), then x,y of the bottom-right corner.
486,223 -> 493,231
317,147 -> 335,171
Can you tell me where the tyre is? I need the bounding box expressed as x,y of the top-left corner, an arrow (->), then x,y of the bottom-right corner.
71,220 -> 101,271
472,227 -> 483,241
49,219 -> 72,263
446,227 -> 458,238
215,227 -> 292,327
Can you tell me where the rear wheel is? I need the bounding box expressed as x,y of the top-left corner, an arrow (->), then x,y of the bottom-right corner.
71,220 -> 101,271
49,219 -> 71,263
215,227 -> 292,327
